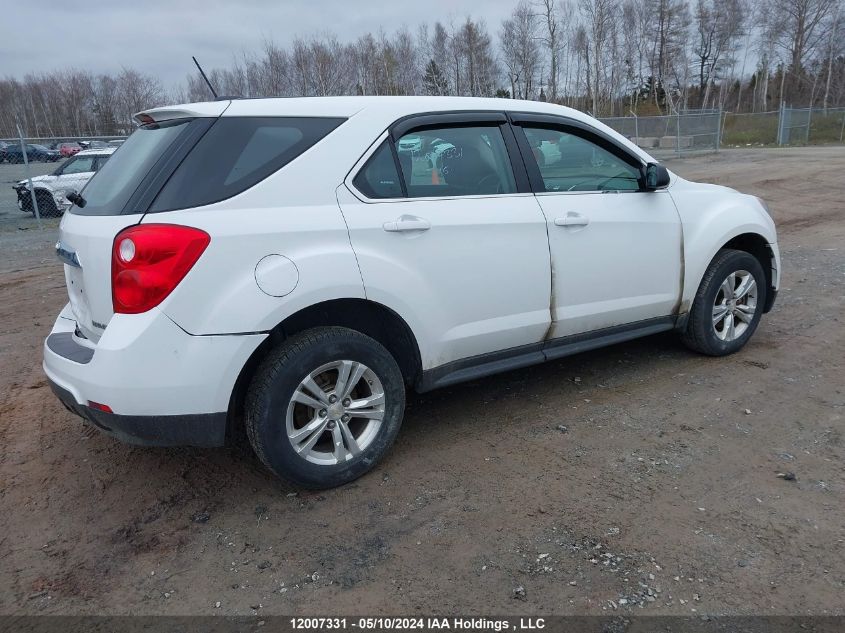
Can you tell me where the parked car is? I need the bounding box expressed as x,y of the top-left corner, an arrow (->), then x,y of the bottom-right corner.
397,134 -> 421,153
13,148 -> 114,216
44,97 -> 780,489
0,140 -> 15,162
107,139 -> 126,148
4,143 -> 61,163
79,140 -> 110,150
58,142 -> 83,157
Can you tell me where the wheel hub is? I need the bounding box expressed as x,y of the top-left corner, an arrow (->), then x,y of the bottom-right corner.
327,401 -> 345,420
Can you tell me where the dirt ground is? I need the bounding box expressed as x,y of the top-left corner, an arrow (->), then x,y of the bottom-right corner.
0,147 -> 843,616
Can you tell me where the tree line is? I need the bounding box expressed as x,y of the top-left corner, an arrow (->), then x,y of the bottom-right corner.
1,0 -> 842,138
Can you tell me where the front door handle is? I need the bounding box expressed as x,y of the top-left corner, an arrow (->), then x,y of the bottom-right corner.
383,216 -> 431,232
554,213 -> 590,227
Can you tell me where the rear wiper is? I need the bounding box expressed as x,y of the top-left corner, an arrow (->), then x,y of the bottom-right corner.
67,192 -> 86,208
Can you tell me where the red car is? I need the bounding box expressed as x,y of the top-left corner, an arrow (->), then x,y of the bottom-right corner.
58,142 -> 82,158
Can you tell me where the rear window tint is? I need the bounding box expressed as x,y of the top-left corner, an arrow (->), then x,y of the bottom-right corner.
353,141 -> 403,199
150,117 -> 345,212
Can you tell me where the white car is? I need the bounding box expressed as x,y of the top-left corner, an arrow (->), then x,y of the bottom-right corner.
44,97 -> 780,488
14,148 -> 115,216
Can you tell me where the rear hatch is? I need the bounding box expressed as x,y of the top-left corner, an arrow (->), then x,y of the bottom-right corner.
58,103 -> 227,342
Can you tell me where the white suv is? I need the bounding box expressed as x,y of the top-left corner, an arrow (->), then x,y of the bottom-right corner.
14,148 -> 115,217
44,97 -> 780,488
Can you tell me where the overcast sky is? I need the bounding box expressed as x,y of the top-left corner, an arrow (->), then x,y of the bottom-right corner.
3,0 -> 520,89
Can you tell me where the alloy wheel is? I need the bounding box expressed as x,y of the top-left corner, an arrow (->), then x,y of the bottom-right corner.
712,269 -> 758,341
286,360 -> 385,465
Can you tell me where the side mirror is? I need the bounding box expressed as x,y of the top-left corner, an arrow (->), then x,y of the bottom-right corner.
66,191 -> 86,208
643,163 -> 670,190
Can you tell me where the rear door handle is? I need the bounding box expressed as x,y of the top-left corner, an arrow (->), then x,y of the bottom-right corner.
383,216 -> 431,232
554,213 -> 590,227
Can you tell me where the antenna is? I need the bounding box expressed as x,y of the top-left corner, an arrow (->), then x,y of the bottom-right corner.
192,56 -> 218,100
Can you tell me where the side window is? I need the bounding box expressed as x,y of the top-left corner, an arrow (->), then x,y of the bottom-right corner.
395,126 -> 517,198
521,126 -> 641,193
149,117 -> 345,212
58,156 -> 96,175
95,154 -> 111,171
353,141 -> 403,199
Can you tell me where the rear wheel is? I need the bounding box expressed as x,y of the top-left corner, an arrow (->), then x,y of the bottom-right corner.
682,249 -> 766,356
245,326 -> 405,488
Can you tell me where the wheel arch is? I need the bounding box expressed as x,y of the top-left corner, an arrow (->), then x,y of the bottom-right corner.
683,230 -> 778,324
225,298 -> 422,441
721,233 -> 777,312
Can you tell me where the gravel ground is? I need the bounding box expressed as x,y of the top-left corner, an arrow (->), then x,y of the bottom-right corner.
0,146 -> 843,616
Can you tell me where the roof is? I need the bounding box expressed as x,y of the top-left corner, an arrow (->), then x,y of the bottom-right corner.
76,147 -> 116,157
138,96 -> 654,163
142,95 -> 593,120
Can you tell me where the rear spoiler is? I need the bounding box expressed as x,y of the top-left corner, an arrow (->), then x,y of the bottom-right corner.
134,100 -> 231,125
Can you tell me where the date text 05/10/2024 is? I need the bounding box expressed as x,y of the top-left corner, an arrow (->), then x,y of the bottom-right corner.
289,618 -> 547,630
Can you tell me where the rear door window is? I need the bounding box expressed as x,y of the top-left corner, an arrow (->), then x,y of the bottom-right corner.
149,117 -> 345,212
394,126 -> 517,198
353,141 -> 403,199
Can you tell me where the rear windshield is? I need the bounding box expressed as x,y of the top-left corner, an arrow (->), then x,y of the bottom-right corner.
71,118 -> 193,216
149,117 -> 345,212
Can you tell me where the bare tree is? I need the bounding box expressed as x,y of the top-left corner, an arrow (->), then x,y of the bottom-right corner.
648,0 -> 691,110
501,1 -> 542,98
579,0 -> 619,115
762,0 -> 838,103
536,0 -> 562,100
694,0 -> 746,108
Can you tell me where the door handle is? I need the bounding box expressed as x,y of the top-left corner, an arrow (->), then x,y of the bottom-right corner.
554,213 -> 590,227
382,216 -> 431,232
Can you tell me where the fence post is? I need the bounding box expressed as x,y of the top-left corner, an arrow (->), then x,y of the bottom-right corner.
806,107 -> 812,144
716,107 -> 722,151
629,110 -> 639,147
676,110 -> 681,155
16,122 -> 42,230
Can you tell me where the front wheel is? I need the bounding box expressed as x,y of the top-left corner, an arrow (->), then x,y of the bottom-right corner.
682,249 -> 767,356
245,327 -> 405,488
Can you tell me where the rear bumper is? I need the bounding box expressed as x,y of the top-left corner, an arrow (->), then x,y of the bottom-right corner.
48,378 -> 227,447
43,303 -> 266,446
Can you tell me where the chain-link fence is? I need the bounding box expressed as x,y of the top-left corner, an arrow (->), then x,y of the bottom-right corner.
599,110 -> 723,156
0,135 -> 124,226
600,106 -> 845,155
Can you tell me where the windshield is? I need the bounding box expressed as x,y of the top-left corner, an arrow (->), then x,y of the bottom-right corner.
71,118 -> 194,216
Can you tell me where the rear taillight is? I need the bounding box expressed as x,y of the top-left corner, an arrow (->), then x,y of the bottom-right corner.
112,224 -> 210,314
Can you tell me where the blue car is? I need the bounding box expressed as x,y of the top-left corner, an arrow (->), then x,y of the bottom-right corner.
2,143 -> 61,163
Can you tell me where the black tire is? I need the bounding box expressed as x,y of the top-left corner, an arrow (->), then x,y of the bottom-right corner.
245,326 -> 405,489
682,249 -> 767,356
33,189 -> 60,217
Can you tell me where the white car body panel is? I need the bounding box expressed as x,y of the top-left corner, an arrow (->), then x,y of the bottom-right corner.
336,185 -> 551,369
43,96 -> 780,437
44,303 -> 264,416
668,178 -> 780,311
535,188 -> 683,338
58,212 -> 140,342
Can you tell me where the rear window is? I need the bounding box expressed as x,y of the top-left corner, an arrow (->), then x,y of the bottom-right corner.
71,118 -> 194,216
149,117 -> 345,212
